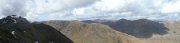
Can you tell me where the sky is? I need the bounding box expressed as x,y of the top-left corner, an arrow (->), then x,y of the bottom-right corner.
0,0 -> 180,21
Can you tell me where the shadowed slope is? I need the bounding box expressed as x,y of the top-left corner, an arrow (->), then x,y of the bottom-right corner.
82,19 -> 169,38
0,15 -> 73,43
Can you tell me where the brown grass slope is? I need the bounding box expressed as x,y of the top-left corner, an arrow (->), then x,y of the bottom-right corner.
45,20 -> 146,43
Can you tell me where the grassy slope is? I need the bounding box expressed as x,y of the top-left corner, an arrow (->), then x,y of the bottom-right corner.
45,20 -> 180,43
45,20 -> 146,43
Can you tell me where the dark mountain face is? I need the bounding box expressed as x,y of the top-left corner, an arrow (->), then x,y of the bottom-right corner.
82,19 -> 169,38
0,15 -> 73,43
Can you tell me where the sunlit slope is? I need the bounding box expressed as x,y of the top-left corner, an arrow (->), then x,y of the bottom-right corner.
45,21 -> 146,43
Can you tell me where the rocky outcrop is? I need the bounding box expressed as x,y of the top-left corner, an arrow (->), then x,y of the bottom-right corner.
0,15 -> 73,43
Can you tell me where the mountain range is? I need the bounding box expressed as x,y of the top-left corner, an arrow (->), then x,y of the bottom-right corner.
0,15 -> 180,43
45,19 -> 180,43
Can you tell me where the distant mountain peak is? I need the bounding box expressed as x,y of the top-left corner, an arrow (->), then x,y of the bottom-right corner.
0,15 -> 29,24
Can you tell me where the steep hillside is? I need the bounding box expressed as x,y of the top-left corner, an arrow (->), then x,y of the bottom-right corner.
45,20 -> 146,43
0,15 -> 73,43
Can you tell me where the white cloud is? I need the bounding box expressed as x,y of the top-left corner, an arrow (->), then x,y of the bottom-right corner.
25,0 -> 99,21
0,0 -> 180,21
0,0 -> 26,16
161,1 -> 180,13
71,0 -> 180,21
26,0 -> 98,14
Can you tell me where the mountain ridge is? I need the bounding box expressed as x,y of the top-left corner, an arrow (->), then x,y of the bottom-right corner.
45,19 -> 180,43
0,15 -> 73,43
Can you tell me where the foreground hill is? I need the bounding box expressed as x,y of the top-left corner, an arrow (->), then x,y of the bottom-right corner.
45,20 -> 146,43
0,15 -> 73,43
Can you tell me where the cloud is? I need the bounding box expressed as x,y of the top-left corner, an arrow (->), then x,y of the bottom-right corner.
26,0 -> 99,15
161,0 -> 180,13
25,0 -> 99,21
0,0 -> 99,21
0,0 -> 180,21
72,0 -> 180,21
1,0 -> 26,16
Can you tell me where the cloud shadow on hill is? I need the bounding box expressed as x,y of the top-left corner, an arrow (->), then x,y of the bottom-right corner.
82,19 -> 169,38
104,19 -> 169,38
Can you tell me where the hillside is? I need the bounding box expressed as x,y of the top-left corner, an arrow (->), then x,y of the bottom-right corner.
45,19 -> 180,43
45,20 -> 146,43
0,15 -> 73,43
82,19 -> 169,38
141,22 -> 180,43
82,19 -> 180,43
